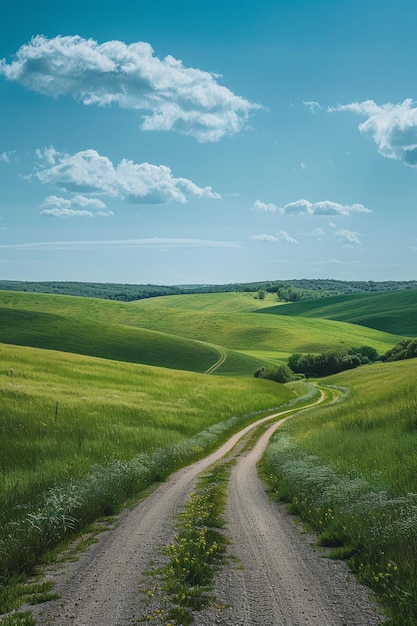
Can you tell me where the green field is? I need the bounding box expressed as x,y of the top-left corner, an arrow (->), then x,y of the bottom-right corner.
0,291 -> 402,377
260,288 -> 417,336
1,285 -> 417,621
263,358 -> 417,625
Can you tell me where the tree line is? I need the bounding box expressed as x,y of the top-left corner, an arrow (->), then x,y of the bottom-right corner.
255,339 -> 417,382
1,278 -> 417,302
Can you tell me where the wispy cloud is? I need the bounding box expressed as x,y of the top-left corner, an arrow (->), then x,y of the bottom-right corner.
253,198 -> 371,216
330,99 -> 417,166
251,230 -> 298,244
310,227 -> 325,237
277,230 -> 298,244
251,234 -> 279,241
35,147 -> 220,205
0,150 -> 16,163
0,35 -> 261,142
335,228 -> 362,245
0,238 -> 240,250
304,100 -> 322,113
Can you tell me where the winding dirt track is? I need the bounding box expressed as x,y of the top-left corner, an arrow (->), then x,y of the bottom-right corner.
28,398 -> 384,626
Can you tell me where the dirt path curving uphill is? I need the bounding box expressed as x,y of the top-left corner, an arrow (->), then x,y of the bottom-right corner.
27,397 -> 384,626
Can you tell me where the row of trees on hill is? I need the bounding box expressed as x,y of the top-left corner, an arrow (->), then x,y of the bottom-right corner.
1,279 -> 417,302
255,346 -> 380,381
256,339 -> 417,382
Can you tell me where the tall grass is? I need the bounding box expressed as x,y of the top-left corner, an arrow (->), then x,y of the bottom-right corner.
0,342 -> 295,598
262,358 -> 417,625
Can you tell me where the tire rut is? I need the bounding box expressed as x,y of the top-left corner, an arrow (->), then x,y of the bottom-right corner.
26,393 -> 384,625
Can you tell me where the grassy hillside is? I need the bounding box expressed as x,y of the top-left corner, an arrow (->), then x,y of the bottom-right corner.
0,305 -> 222,373
0,293 -> 268,375
259,289 -> 417,336
263,358 -> 417,624
127,292 -> 399,356
0,291 -> 400,373
0,341 -> 294,511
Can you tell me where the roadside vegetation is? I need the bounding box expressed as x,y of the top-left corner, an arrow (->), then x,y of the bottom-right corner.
262,358 -> 417,625
0,342 -> 294,613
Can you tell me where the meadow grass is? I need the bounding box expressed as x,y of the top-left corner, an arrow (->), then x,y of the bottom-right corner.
0,341 -> 295,605
0,291 -> 399,371
126,292 -> 399,355
262,288 -> 417,336
262,358 -> 417,625
0,305 -> 223,374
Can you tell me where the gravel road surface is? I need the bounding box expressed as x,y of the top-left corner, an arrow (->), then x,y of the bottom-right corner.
26,405 -> 385,626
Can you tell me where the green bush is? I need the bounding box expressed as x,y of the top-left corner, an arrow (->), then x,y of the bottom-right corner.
255,364 -> 294,383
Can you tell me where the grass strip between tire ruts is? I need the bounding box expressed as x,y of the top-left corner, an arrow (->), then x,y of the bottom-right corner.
140,460 -> 232,625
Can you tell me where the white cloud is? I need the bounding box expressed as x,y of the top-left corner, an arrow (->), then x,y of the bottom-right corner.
330,99 -> 417,166
0,238 -> 240,250
0,150 -> 16,163
311,228 -> 325,237
41,208 -> 94,218
251,231 -> 298,244
252,199 -> 278,212
335,229 -> 362,245
251,234 -> 279,241
304,100 -> 322,113
35,148 -> 220,204
277,198 -> 371,216
1,35 -> 260,142
40,194 -> 109,217
277,230 -> 298,244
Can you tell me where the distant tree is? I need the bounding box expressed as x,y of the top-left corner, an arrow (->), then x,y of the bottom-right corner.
257,289 -> 267,300
287,350 -> 362,377
383,338 -> 417,362
348,346 -> 379,363
255,364 -> 294,383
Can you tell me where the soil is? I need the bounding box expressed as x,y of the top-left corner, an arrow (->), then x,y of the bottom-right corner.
24,409 -> 385,626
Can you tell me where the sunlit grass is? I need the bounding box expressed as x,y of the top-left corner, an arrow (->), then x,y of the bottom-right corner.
262,358 -> 417,625
0,341 -> 295,604
0,291 -> 399,371
263,288 -> 417,336
0,342 -> 293,521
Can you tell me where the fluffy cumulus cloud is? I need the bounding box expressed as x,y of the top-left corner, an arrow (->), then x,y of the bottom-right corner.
252,199 -> 278,212
0,35 -> 260,142
253,198 -> 371,216
335,229 -> 362,245
40,194 -> 112,217
331,99 -> 417,166
35,147 -> 220,204
283,199 -> 371,216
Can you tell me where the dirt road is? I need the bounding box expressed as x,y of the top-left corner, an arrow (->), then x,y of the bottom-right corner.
28,401 -> 384,626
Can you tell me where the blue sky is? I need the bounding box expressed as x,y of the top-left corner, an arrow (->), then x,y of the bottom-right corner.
1,0 -> 417,285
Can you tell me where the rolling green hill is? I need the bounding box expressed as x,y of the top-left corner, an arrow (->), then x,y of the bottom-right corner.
0,289 -> 404,373
258,289 -> 417,336
126,292 -> 400,355
0,292 -> 266,375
